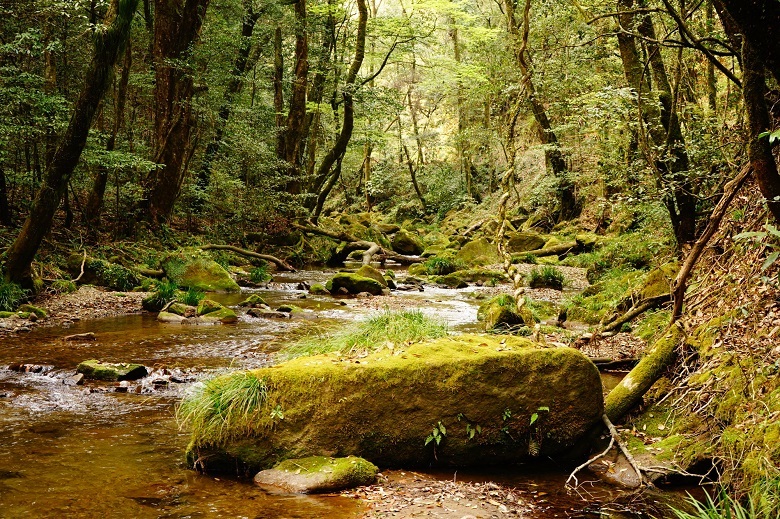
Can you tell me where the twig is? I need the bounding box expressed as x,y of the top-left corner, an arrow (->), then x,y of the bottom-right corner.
73,250 -> 87,282
565,435 -> 615,489
602,414 -> 648,486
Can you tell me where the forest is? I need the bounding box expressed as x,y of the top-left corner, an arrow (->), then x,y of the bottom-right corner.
0,0 -> 779,517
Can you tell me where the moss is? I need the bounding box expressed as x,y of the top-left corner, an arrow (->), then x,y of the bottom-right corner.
277,305 -> 303,314
254,456 -> 378,493
634,310 -> 671,343
67,254 -> 139,291
161,249 -> 240,292
325,273 -> 385,295
197,299 -> 223,316
0,311 -> 15,318
309,284 -> 330,295
505,232 -> 546,253
391,230 -> 425,255
17,304 -> 47,318
77,359 -> 148,381
456,238 -> 502,267
15,312 -> 31,319
477,294 -> 535,331
408,264 -> 427,277
200,307 -> 239,324
355,265 -> 387,287
686,313 -> 735,356
239,294 -> 267,307
180,334 -> 604,474
168,303 -> 192,316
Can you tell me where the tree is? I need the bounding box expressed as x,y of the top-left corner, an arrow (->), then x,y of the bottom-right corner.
3,0 -> 140,286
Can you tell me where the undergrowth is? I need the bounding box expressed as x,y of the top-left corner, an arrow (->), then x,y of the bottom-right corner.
282,309 -> 448,359
179,287 -> 205,306
671,480 -> 780,519
528,265 -> 565,290
250,262 -> 271,283
423,256 -> 466,275
145,279 -> 179,310
177,371 -> 268,446
0,279 -> 27,311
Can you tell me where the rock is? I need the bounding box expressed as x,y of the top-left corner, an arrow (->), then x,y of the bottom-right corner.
18,304 -> 47,319
199,307 -> 239,324
336,287 -> 350,295
158,311 -> 186,323
276,305 -> 303,314
247,308 -> 290,319
325,273 -> 385,296
477,295 -> 535,331
64,373 -> 84,386
239,294 -> 268,307
355,265 -> 388,287
356,292 -> 373,298
456,238 -> 502,267
77,360 -> 148,381
15,326 -> 31,333
161,249 -> 240,292
168,303 -> 195,317
374,223 -> 401,234
407,263 -> 427,277
254,456 -> 378,494
506,232 -> 546,253
185,335 -> 604,474
308,284 -> 330,295
385,278 -> 397,290
197,299 -> 223,316
618,262 -> 678,311
64,332 -> 97,341
391,230 -> 425,256
8,363 -> 48,373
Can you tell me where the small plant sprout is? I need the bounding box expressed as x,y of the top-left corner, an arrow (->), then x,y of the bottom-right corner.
530,406 -> 550,426
270,404 -> 284,421
425,421 -> 446,446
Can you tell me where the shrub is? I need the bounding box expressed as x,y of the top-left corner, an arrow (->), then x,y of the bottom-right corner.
50,279 -> 77,295
283,309 -> 448,359
250,262 -> 271,283
144,279 -> 179,311
529,266 -> 565,290
423,256 -> 465,275
179,287 -> 205,306
0,280 -> 27,312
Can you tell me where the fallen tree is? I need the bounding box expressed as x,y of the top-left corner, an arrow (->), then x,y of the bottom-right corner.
199,244 -> 297,272
293,223 -> 423,266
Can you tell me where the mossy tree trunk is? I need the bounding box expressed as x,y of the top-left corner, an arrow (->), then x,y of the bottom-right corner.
3,0 -> 139,287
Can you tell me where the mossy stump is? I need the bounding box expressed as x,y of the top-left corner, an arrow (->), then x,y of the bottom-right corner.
182,335 -> 603,475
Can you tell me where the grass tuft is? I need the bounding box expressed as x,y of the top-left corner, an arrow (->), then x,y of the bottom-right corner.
423,256 -> 466,275
672,480 -> 780,519
529,265 -> 565,290
282,309 -> 448,359
0,280 -> 28,312
179,286 -> 205,306
177,371 -> 268,446
250,262 -> 272,283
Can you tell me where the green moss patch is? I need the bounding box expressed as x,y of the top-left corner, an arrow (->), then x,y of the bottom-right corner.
161,249 -> 240,293
180,334 -> 604,474
325,273 -> 385,295
77,360 -> 148,381
253,456 -> 378,493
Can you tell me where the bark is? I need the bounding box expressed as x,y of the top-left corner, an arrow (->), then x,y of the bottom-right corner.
504,0 -> 578,222
740,38 -> 780,224
4,0 -> 139,286
311,0 -> 368,221
85,42 -> 132,232
616,0 -> 697,247
714,0 -> 780,84
145,0 -> 210,226
277,0 -> 309,195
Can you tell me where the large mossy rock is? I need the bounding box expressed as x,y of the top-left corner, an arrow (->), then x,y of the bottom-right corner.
325,273 -> 385,295
77,360 -> 148,381
477,295 -> 535,331
254,456 -> 378,493
161,250 -> 240,292
391,230 -> 425,256
184,335 -> 603,474
456,238 -> 502,266
355,265 -> 388,287
196,299 -> 238,324
506,232 -> 546,253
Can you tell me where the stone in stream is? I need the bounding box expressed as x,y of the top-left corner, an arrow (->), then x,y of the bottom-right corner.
64,332 -> 97,341
391,229 -> 425,256
76,360 -> 148,382
325,273 -> 385,296
247,308 -> 290,319
183,334 -> 603,474
64,373 -> 84,386
354,265 -> 387,287
238,294 -> 268,307
253,456 -> 378,494
160,249 -> 240,292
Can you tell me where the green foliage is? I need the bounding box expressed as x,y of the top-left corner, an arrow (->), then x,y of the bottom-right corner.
92,261 -> 138,291
513,252 -> 538,264
177,371 -> 268,446
423,256 -> 465,275
282,309 -> 448,359
0,280 -> 27,312
146,279 -> 179,309
178,287 -> 205,306
529,266 -> 565,290
249,262 -> 271,283
565,269 -> 643,324
425,421 -> 446,446
735,224 -> 780,272
50,279 -> 77,295
672,480 -> 780,519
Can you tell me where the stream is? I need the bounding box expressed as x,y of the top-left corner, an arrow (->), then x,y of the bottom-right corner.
0,268 -> 649,518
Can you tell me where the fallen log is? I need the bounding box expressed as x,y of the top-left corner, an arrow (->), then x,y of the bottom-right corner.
293,223 -> 422,266
199,244 -> 297,272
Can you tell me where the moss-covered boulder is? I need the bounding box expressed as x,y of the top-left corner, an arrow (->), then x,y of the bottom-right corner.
276,305 -> 303,314
456,238 -> 502,266
506,232 -> 546,253
158,311 -> 186,323
407,263 -> 427,277
239,294 -> 267,307
477,295 -> 535,331
355,265 -> 387,287
161,250 -> 240,292
325,273 -> 385,296
168,303 -> 194,317
309,284 -> 330,295
253,456 -> 378,493
374,223 -> 401,235
618,262 -> 678,311
200,307 -> 239,324
197,299 -> 223,316
77,360 -> 148,381
432,269 -> 506,288
17,304 -> 47,319
182,335 -> 603,474
391,230 -> 425,256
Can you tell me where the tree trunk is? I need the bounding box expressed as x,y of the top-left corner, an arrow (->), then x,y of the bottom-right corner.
714,0 -> 780,84
196,0 -> 260,204
85,42 -> 132,233
4,0 -> 139,287
0,169 -> 11,226
144,0 -> 210,226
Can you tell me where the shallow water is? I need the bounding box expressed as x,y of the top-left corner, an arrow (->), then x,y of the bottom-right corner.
0,271 -> 646,518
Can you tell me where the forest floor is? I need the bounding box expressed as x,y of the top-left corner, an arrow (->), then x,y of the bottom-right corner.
348,470 -> 535,518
